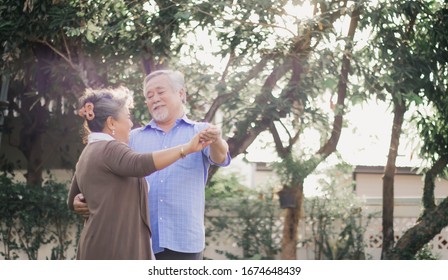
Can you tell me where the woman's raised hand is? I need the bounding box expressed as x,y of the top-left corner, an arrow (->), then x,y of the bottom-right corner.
186,132 -> 213,154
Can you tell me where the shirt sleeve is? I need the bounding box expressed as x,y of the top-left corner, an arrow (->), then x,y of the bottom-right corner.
209,150 -> 231,167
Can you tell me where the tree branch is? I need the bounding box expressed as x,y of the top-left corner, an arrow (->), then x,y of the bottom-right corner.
30,39 -> 77,70
204,54 -> 274,122
226,61 -> 290,158
317,3 -> 360,157
269,121 -> 287,157
422,156 -> 448,213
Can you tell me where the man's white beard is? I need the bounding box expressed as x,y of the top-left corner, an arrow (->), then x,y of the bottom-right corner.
152,107 -> 169,122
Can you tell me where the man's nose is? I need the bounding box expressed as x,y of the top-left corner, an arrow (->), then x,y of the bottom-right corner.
152,93 -> 161,102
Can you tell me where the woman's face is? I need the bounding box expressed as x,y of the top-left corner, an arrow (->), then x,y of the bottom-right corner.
113,107 -> 133,144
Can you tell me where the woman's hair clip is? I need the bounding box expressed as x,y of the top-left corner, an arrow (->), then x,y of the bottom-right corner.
78,102 -> 95,120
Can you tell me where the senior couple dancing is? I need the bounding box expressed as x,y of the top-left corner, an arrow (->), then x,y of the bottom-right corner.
68,70 -> 231,260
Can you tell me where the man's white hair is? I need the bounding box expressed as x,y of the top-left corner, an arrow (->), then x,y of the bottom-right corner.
143,70 -> 186,103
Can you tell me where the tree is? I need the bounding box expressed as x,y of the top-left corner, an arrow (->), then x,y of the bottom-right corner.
388,1 -> 448,259
269,1 -> 362,259
0,0 -> 189,185
361,0 -> 447,259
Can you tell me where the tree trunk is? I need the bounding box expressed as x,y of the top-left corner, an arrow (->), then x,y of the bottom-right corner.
280,183 -> 303,259
421,156 -> 448,213
278,3 -> 361,260
389,156 -> 448,259
24,131 -> 44,186
18,43 -> 53,186
19,98 -> 47,187
381,99 -> 406,259
0,71 -> 10,147
390,198 -> 448,259
76,49 -> 106,90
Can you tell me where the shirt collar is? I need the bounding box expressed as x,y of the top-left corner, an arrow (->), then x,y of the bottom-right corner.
88,132 -> 114,143
146,114 -> 196,130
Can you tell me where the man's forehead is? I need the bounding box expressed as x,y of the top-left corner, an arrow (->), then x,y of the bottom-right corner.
147,84 -> 167,89
146,84 -> 168,93
146,74 -> 170,86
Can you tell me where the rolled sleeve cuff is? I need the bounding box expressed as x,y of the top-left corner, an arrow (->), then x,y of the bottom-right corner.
210,151 -> 231,167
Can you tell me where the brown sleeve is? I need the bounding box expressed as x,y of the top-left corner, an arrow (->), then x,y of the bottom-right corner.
67,174 -> 80,211
102,141 -> 156,177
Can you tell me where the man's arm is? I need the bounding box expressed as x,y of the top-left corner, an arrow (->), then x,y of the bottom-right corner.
201,124 -> 229,164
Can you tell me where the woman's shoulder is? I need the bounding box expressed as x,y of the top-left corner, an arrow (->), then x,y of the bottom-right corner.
85,140 -> 129,154
103,140 -> 129,151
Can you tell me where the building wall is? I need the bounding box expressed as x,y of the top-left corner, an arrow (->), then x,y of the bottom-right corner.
354,169 -> 448,259
355,173 -> 448,199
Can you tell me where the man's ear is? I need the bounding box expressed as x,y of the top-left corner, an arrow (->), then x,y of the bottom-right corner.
179,87 -> 187,103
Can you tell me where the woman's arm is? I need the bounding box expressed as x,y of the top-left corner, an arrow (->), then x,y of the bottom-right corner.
104,132 -> 212,177
67,175 -> 80,211
151,132 -> 212,170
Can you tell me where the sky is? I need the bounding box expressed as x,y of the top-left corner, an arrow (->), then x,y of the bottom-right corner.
337,100 -> 422,168
244,98 -> 422,167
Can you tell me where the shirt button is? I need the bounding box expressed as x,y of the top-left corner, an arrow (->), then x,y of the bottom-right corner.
160,180 -> 163,183
160,199 -> 163,202
160,217 -> 162,220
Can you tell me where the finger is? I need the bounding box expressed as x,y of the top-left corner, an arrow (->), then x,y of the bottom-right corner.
202,140 -> 213,147
200,136 -> 211,142
75,193 -> 86,203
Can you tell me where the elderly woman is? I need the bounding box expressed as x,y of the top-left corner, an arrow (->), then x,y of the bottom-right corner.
67,87 -> 211,260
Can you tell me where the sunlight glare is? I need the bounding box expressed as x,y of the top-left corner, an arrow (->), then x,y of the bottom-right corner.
284,1 -> 314,20
272,1 -> 314,38
143,0 -> 158,14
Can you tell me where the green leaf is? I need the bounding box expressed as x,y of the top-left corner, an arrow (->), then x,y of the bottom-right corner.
176,11 -> 191,20
323,77 -> 338,89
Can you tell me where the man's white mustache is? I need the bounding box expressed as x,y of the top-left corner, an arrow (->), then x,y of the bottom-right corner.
152,103 -> 164,110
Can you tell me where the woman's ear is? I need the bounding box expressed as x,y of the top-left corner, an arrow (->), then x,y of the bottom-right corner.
105,116 -> 115,131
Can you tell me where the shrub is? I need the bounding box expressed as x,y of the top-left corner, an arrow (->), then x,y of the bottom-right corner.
0,175 -> 83,259
205,173 -> 281,260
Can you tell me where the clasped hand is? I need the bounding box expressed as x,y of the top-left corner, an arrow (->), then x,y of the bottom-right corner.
199,124 -> 222,144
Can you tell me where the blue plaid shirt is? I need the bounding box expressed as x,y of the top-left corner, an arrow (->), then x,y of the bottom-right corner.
129,115 -> 231,254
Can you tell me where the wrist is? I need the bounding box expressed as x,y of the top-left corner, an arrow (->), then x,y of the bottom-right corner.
180,145 -> 187,159
210,138 -> 223,148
